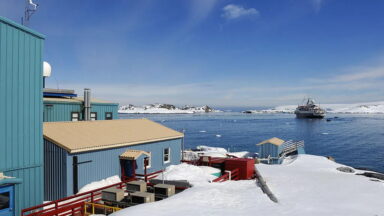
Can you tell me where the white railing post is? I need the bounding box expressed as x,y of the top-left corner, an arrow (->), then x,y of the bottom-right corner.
225,170 -> 232,181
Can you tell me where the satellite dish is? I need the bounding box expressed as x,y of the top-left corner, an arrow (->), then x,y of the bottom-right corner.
43,61 -> 52,77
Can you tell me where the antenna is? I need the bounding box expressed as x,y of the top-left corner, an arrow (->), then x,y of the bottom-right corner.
22,0 -> 38,26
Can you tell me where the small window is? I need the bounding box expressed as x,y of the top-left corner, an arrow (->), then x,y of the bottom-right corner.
0,192 -> 10,210
90,112 -> 97,121
144,152 -> 151,169
71,112 -> 80,121
163,148 -> 170,163
105,112 -> 113,120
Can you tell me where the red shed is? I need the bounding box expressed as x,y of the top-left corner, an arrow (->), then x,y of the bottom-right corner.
225,158 -> 255,180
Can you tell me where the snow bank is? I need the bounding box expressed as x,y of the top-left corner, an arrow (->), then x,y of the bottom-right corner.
248,101 -> 384,114
112,155 -> 384,216
77,175 -> 121,194
184,146 -> 250,160
154,163 -> 219,186
196,145 -> 227,153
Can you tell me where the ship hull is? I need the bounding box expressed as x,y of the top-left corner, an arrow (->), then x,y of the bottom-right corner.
295,112 -> 325,119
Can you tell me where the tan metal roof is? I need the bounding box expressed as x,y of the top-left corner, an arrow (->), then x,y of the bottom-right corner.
43,119 -> 184,153
120,150 -> 151,160
257,137 -> 285,146
43,97 -> 116,104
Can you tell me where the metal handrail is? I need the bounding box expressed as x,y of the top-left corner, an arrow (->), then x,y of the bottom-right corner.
22,180 -> 129,216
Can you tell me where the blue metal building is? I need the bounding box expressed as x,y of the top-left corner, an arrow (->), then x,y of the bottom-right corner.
0,16 -> 44,216
257,137 -> 305,164
43,96 -> 119,122
43,119 -> 183,201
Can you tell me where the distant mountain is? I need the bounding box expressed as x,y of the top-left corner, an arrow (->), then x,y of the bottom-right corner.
118,103 -> 218,114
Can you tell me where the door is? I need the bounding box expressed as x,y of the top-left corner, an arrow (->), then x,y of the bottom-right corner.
0,185 -> 14,216
120,160 -> 136,180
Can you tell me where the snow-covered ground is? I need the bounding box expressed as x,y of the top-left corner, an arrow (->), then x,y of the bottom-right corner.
112,154 -> 384,216
154,163 -> 220,186
248,101 -> 384,114
183,145 -> 250,160
119,104 -> 218,114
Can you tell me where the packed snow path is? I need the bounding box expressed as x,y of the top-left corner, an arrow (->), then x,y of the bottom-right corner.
112,155 -> 384,216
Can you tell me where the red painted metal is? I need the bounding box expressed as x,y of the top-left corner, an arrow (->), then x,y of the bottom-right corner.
136,170 -> 163,182
224,158 -> 255,180
212,168 -> 239,182
22,180 -> 130,216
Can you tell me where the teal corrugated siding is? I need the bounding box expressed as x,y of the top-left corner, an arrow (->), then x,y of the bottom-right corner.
0,16 -> 44,215
259,144 -> 280,164
4,167 -> 44,213
259,143 -> 278,158
66,138 -> 181,197
44,140 -> 67,201
44,138 -> 181,199
92,103 -> 119,120
43,101 -> 118,122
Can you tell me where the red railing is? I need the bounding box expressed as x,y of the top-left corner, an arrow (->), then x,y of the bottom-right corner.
213,168 -> 240,182
136,170 -> 163,182
22,181 -> 128,216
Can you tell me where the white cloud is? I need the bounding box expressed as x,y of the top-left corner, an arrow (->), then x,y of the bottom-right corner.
221,4 -> 259,20
333,67 -> 384,82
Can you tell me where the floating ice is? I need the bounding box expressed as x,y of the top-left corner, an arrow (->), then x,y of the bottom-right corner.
216,134 -> 222,138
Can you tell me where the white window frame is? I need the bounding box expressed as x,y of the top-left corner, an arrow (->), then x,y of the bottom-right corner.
71,112 -> 80,121
90,112 -> 97,121
105,112 -> 113,120
163,148 -> 171,164
144,152 -> 151,169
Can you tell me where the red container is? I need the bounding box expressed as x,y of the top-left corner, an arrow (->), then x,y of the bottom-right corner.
224,158 -> 255,180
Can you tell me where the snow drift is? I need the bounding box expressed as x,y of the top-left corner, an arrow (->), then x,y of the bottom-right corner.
112,154 -> 384,216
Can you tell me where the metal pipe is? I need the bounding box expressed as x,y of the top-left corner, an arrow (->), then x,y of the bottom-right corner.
83,88 -> 91,121
73,156 -> 78,194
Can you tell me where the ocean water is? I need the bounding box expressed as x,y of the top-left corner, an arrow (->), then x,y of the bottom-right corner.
119,113 -> 384,173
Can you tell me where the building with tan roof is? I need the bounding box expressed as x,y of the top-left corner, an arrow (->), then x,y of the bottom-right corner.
44,119 -> 183,200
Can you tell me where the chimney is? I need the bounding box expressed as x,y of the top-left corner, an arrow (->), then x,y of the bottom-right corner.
84,88 -> 91,121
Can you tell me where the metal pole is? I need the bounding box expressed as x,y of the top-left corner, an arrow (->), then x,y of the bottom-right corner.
73,156 -> 78,194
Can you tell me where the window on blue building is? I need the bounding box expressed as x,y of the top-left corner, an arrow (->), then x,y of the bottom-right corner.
71,112 -> 80,121
0,192 -> 10,210
144,152 -> 151,169
90,112 -> 97,121
105,112 -> 113,120
163,148 -> 170,163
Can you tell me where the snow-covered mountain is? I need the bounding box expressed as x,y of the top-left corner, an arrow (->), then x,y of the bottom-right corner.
119,104 -> 217,114
245,101 -> 384,114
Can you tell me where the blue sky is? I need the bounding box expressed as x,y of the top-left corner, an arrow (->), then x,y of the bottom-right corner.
1,0 -> 384,107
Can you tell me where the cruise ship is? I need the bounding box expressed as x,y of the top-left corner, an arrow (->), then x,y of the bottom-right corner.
294,98 -> 326,118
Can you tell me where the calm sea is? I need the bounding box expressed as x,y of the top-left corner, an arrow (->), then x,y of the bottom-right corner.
119,112 -> 384,173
